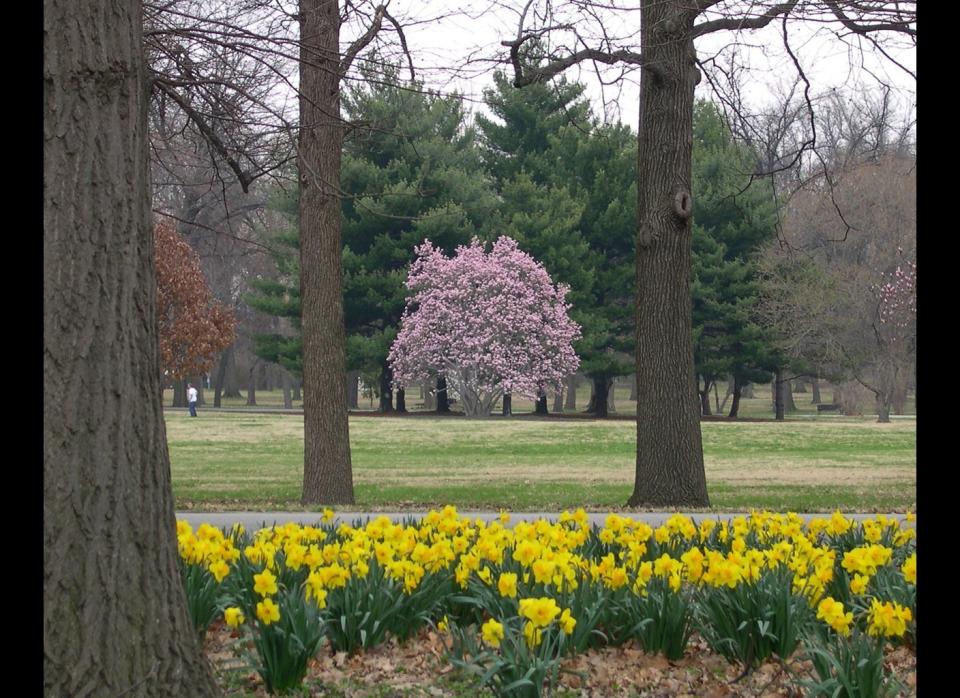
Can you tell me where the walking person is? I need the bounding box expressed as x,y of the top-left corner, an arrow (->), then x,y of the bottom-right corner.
187,383 -> 198,417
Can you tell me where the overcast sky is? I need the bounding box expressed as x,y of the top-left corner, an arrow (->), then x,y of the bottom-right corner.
365,1 -> 916,131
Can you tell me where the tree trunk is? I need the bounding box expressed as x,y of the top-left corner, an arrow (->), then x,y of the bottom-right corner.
436,375 -> 450,414
379,364 -> 394,412
193,375 -> 205,406
793,379 -> 807,393
728,375 -> 742,419
246,361 -> 258,406
213,344 -> 233,407
565,374 -> 577,410
43,1 -> 219,691
172,378 -> 186,408
810,375 -> 822,404
607,381 -> 617,412
346,370 -> 359,410
292,377 -> 301,402
589,376 -> 611,419
628,3 -> 708,507
891,373 -> 908,414
774,369 -> 785,421
423,380 -> 436,410
396,388 -> 407,413
534,392 -> 548,415
783,376 -> 797,412
299,0 -> 353,503
502,393 -> 512,416
698,376 -> 712,416
281,368 -> 293,409
552,389 -> 564,413
876,393 -> 892,423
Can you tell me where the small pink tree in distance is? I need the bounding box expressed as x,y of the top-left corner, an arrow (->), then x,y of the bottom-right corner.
389,236 -> 581,417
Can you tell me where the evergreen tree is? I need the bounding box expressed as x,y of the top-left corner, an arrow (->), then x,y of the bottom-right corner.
478,72 -> 637,416
690,101 -> 781,417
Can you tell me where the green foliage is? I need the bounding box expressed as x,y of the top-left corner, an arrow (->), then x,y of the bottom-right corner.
605,580 -> 693,660
181,563 -> 224,638
447,617 -> 568,698
797,629 -> 902,698
322,562 -> 455,653
693,566 -> 814,666
690,101 -> 782,396
247,586 -> 325,695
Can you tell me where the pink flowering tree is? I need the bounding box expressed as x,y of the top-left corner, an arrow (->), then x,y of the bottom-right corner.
389,236 -> 581,417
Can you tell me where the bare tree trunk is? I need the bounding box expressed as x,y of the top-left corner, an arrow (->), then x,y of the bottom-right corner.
423,380 -> 436,410
552,389 -> 564,413
396,388 -> 407,413
299,0 -> 353,503
588,376 -> 611,419
728,375 -> 743,419
246,361 -> 258,406
213,345 -> 233,407
172,378 -> 186,408
876,394 -> 892,423
698,376 -> 712,416
436,375 -> 450,413
346,370 -> 359,410
379,364 -> 394,412
292,377 -> 301,402
607,381 -> 616,412
43,1 -> 219,691
628,2 -> 708,507
783,376 -> 797,412
565,374 -> 577,410
502,393 -> 512,416
281,367 -> 293,409
775,369 -> 785,421
811,375 -> 822,404
534,392 -> 548,415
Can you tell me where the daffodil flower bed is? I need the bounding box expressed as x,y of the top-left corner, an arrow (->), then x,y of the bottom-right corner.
178,508 -> 916,697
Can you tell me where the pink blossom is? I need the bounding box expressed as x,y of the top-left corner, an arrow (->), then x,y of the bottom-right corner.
389,236 -> 581,417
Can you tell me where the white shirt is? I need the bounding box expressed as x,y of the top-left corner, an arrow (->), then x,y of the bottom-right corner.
187,387 -> 198,403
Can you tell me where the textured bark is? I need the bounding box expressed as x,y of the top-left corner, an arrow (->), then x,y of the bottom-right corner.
534,393 -> 548,415
698,375 -> 712,416
396,388 -> 407,413
588,376 -> 611,419
43,0 -> 220,693
246,361 -> 258,406
552,389 -> 564,413
564,374 -> 577,410
783,376 -> 797,412
213,345 -> 232,407
379,364 -> 394,412
436,375 -> 450,413
281,367 -> 293,409
728,375 -> 742,419
774,369 -> 786,421
502,393 -> 512,416
346,370 -> 359,410
299,0 -> 354,503
628,1 -> 708,507
172,378 -> 186,407
810,375 -> 822,404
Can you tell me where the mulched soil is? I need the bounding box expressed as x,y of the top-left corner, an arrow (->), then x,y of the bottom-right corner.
205,622 -> 916,697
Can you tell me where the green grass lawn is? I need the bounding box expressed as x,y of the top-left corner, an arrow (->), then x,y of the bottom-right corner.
167,412 -> 915,512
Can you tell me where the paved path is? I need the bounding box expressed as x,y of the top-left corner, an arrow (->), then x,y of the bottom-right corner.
176,510 -> 908,530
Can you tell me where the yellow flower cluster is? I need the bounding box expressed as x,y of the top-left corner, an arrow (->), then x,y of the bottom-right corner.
866,599 -> 913,638
177,507 -> 915,649
817,597 -> 854,636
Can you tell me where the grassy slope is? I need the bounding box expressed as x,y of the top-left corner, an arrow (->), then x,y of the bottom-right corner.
168,413 -> 915,512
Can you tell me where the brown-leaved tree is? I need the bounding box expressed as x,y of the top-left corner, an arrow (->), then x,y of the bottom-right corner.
155,219 -> 237,379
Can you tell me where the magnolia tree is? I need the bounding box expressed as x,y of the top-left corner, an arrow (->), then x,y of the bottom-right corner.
154,219 -> 236,379
389,236 -> 581,417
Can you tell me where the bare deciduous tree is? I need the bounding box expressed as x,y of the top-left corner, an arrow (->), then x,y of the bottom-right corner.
499,0 -> 915,506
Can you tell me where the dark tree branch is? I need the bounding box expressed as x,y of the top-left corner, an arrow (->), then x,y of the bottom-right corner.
691,1 -> 798,38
